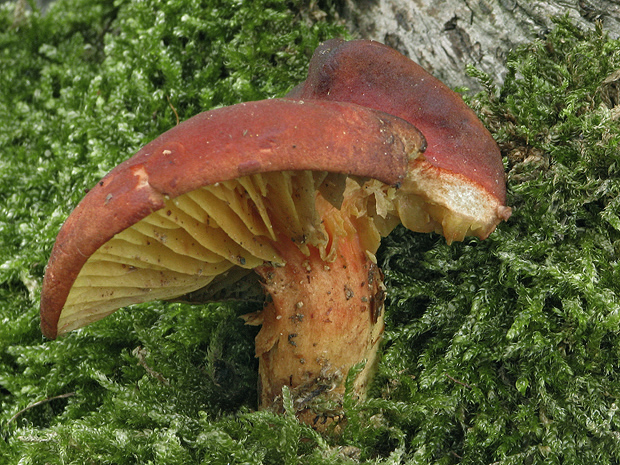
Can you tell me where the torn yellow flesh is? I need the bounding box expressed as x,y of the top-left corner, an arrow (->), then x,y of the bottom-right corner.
332,180 -> 399,256
337,157 -> 510,246
396,159 -> 511,243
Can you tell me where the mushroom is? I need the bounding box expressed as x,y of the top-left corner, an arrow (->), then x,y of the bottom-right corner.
41,41 -> 511,429
40,98 -> 425,425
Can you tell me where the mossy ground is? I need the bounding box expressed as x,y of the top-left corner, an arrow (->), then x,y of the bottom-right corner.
1,1 -> 619,463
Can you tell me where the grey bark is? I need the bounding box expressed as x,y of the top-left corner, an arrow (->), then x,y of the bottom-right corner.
339,0 -> 620,91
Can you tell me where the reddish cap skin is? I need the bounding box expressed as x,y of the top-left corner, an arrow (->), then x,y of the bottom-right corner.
288,39 -> 507,204
40,98 -> 425,339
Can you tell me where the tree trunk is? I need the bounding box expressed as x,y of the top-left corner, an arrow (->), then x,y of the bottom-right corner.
339,0 -> 620,91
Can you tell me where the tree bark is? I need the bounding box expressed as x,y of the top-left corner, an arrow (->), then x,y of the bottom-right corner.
339,0 -> 620,91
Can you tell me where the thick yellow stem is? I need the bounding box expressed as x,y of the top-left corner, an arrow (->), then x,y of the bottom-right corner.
252,198 -> 385,429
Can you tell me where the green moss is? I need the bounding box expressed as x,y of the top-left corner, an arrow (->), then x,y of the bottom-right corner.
1,2 -> 619,463
377,17 -> 620,464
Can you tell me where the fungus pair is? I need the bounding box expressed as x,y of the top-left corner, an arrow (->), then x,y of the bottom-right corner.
41,39 -> 511,428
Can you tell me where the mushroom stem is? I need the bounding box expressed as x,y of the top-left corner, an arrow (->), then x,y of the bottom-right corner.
250,194 -> 385,427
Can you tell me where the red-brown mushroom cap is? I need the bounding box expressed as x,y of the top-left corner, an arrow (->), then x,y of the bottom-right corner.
288,39 -> 511,242
40,98 -> 426,339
